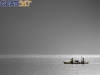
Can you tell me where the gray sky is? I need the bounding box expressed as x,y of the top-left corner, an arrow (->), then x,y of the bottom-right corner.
1,0 -> 100,55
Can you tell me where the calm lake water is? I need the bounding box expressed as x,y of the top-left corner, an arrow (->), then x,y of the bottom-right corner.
0,56 -> 100,75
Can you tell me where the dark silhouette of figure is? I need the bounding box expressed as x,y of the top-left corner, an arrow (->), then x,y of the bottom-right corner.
81,57 -> 84,64
70,58 -> 73,64
82,58 -> 84,64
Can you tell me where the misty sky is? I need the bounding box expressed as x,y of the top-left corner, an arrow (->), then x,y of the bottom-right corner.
1,0 -> 100,55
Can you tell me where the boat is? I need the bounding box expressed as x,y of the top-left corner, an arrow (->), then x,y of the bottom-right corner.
63,57 -> 89,64
63,61 -> 89,64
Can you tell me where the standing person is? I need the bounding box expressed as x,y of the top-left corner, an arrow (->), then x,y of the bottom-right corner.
81,57 -> 84,64
70,58 -> 73,64
82,58 -> 84,64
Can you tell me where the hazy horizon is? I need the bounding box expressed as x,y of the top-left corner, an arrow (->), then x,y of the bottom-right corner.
0,54 -> 100,58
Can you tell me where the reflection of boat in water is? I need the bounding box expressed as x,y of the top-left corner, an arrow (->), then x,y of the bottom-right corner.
63,57 -> 89,64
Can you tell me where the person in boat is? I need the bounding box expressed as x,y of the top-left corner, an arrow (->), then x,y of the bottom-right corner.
81,57 -> 84,64
70,58 -> 73,64
75,60 -> 79,64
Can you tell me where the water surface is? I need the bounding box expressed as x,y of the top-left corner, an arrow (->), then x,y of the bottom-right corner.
0,55 -> 100,75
